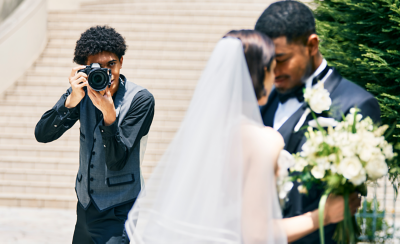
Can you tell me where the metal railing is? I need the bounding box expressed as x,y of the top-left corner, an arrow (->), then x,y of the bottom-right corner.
357,177 -> 399,243
0,0 -> 23,23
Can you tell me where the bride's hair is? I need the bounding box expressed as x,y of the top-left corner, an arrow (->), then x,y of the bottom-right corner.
224,30 -> 275,100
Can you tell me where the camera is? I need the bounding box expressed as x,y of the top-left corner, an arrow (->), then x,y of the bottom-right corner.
78,63 -> 112,91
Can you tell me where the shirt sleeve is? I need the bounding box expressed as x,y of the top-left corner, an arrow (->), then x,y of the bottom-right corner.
99,89 -> 155,171
34,87 -> 80,143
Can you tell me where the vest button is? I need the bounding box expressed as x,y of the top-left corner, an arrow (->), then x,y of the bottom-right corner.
94,138 -> 96,143
90,164 -> 94,168
90,190 -> 94,194
92,151 -> 95,155
90,177 -> 94,181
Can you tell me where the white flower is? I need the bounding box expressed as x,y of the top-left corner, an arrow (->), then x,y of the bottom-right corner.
311,165 -> 325,179
338,156 -> 366,185
278,150 -> 296,176
374,125 -> 389,137
383,144 -> 394,160
359,147 -> 373,162
366,154 -> 388,180
349,169 -> 367,186
346,109 -> 363,125
304,83 -> 332,114
293,157 -> 309,172
308,117 -> 339,128
278,181 -> 294,199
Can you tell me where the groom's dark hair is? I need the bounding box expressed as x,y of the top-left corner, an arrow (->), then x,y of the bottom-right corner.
255,1 -> 316,45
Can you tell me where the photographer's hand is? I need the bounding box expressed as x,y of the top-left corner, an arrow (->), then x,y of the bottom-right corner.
65,66 -> 88,108
87,86 -> 116,126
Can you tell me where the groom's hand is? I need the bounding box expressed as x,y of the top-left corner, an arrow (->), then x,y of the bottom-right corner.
324,193 -> 361,225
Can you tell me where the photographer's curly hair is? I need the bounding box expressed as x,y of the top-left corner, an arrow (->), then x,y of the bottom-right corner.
73,26 -> 127,65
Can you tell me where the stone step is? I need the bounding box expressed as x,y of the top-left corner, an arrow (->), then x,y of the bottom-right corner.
49,9 -> 260,18
0,193 -> 77,209
40,49 -> 211,61
77,2 -> 268,13
0,168 -> 77,183
46,32 -> 221,45
0,155 -> 160,173
0,143 -> 166,158
0,156 -> 78,171
0,132 -> 174,149
1,95 -> 191,108
46,40 -> 216,52
33,59 -> 206,71
4,89 -> 193,101
0,102 -> 188,116
0,180 -> 75,196
17,74 -> 199,86
43,40 -> 217,54
47,14 -> 254,26
20,71 -> 200,83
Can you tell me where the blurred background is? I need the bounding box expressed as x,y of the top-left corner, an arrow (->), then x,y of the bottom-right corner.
0,0 -> 398,243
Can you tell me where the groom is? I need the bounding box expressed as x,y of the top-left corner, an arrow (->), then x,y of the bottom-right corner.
255,1 -> 380,243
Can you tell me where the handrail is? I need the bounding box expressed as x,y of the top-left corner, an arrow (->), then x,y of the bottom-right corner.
0,0 -> 47,96
0,0 -> 24,23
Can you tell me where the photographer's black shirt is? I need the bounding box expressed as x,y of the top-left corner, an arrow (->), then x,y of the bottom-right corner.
34,77 -> 155,171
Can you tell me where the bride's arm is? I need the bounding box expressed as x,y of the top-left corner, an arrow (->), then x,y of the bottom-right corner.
242,127 -> 286,243
241,127 -> 361,243
282,193 -> 360,243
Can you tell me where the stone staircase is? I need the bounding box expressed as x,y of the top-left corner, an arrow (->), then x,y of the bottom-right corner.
0,0 -> 274,209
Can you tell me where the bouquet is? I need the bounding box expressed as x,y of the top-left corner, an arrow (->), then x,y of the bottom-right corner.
290,82 -> 394,244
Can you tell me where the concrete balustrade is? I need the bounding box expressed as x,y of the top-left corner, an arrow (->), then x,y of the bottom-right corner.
0,0 -> 47,96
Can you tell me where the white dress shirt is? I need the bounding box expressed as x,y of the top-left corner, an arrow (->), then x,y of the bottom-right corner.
273,59 -> 332,130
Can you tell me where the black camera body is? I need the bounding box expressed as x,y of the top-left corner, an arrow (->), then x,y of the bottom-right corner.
78,63 -> 112,91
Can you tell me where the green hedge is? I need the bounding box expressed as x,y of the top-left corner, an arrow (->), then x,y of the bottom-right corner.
312,0 -> 400,183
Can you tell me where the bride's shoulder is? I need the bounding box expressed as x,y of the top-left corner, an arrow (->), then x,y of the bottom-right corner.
241,124 -> 284,151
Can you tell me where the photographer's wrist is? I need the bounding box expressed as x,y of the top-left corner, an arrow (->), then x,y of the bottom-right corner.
65,91 -> 83,108
103,109 -> 116,126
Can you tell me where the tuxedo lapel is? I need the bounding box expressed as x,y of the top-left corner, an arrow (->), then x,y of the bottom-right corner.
278,103 -> 308,150
324,68 -> 342,95
260,89 -> 279,127
279,68 -> 343,152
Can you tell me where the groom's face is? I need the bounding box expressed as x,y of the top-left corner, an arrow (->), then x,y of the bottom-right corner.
273,36 -> 312,93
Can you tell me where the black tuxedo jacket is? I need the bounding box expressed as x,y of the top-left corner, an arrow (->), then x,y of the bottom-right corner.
261,69 -> 381,244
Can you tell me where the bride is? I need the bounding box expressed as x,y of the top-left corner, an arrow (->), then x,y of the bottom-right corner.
125,30 -> 360,243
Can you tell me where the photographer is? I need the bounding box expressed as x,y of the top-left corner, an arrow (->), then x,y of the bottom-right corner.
35,26 -> 154,244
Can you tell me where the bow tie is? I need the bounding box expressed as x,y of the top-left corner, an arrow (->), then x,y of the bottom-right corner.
277,85 -> 305,104
277,65 -> 331,104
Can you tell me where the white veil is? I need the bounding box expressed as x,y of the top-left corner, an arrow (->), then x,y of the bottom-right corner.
125,38 -> 287,244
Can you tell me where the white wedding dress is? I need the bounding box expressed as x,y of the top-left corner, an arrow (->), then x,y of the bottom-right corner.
125,38 -> 288,244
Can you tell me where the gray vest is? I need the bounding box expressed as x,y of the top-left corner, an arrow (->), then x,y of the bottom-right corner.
76,79 -> 145,211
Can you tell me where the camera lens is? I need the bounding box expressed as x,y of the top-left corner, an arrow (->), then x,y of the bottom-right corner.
88,69 -> 109,91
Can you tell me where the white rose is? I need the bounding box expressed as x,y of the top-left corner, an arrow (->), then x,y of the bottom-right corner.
383,144 -> 394,160
341,145 -> 356,158
359,147 -> 373,162
349,169 -> 367,186
293,157 -> 309,172
338,156 -> 363,183
305,86 -> 332,114
311,165 -> 325,179
366,154 -> 388,180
